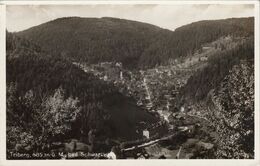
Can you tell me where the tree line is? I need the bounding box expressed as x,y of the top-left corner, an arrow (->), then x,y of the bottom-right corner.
16,17 -> 254,69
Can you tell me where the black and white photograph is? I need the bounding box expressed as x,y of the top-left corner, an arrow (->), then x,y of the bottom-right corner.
0,1 -> 259,163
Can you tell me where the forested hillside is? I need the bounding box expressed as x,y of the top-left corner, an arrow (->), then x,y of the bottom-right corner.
180,37 -> 254,101
208,61 -> 254,158
6,33 -> 158,155
17,17 -> 254,69
178,37 -> 254,158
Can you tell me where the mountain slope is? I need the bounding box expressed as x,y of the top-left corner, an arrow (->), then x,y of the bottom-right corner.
16,17 -> 254,69
179,37 -> 254,102
175,36 -> 254,158
6,33 -> 158,153
208,61 -> 254,158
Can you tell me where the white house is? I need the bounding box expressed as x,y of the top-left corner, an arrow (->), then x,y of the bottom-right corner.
120,71 -> 123,80
104,75 -> 108,81
200,56 -> 208,61
180,106 -> 185,112
143,129 -> 149,139
107,151 -> 117,159
115,62 -> 122,68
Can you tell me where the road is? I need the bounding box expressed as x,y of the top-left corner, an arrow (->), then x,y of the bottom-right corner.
122,131 -> 181,152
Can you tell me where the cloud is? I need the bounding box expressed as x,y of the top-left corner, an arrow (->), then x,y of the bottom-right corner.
6,4 -> 254,32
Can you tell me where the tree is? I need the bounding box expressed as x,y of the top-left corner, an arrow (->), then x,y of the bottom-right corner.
6,85 -> 43,155
215,61 -> 254,158
41,87 -> 81,137
6,86 -> 82,155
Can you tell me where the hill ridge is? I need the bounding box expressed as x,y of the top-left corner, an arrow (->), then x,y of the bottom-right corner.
16,16 -> 254,69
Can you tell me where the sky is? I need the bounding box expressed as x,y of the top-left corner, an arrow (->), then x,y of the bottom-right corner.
6,4 -> 254,32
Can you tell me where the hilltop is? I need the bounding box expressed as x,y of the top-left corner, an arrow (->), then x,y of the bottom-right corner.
16,17 -> 254,69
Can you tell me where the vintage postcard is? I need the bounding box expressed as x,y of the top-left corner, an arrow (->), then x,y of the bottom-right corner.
0,1 -> 259,166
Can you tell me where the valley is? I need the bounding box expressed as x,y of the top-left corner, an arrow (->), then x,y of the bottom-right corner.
69,35 -> 248,159
6,16 -> 255,159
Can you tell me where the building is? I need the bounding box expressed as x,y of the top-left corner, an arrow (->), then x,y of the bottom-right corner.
202,46 -> 211,50
120,71 -> 123,80
200,56 -> 208,61
180,106 -> 185,112
115,62 -> 122,68
107,151 -> 117,159
143,129 -> 149,139
104,75 -> 108,81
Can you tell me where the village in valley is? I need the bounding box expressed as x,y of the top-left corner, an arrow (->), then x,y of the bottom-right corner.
70,35 -> 246,159
5,1 -> 256,160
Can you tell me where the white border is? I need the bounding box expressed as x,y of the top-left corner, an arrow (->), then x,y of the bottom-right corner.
0,1 -> 259,166
0,2 -> 7,164
254,0 -> 260,164
1,0 -> 259,5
